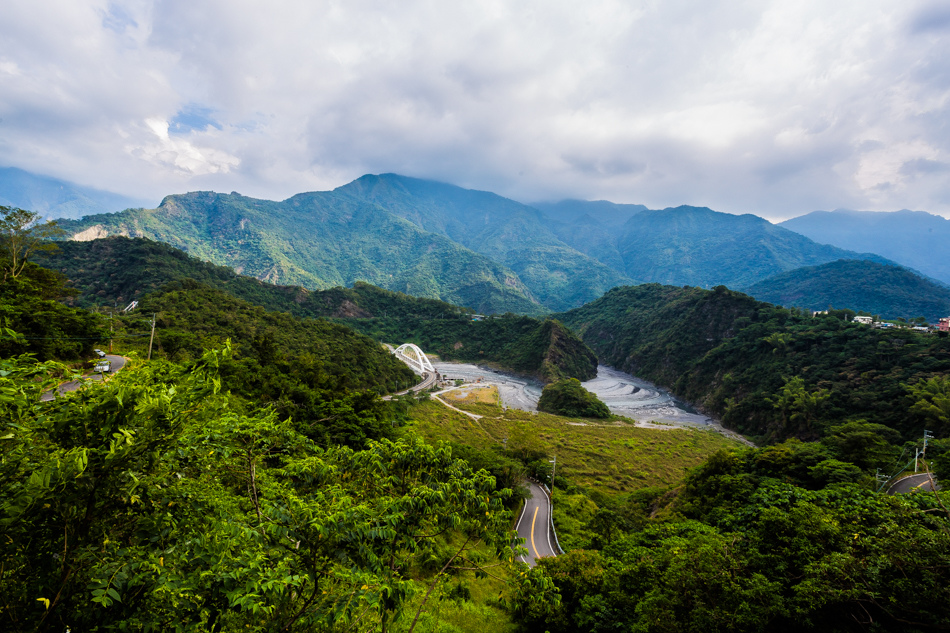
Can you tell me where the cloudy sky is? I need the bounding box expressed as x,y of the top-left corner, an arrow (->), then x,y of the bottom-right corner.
1,0 -> 949,219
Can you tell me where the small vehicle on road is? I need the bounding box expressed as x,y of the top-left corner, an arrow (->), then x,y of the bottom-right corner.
93,359 -> 112,373
94,349 -> 106,358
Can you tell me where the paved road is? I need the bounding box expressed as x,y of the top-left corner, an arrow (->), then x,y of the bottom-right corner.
515,481 -> 558,567
40,354 -> 127,401
383,371 -> 436,399
888,473 -> 941,494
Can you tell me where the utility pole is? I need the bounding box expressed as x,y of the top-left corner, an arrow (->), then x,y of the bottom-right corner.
549,455 -> 557,494
147,313 -> 156,361
917,430 -> 935,472
875,468 -> 892,492
109,311 -> 114,353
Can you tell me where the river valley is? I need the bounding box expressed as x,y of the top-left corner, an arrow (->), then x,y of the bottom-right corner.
432,362 -> 716,429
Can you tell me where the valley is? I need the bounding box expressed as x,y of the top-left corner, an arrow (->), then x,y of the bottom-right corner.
2,194 -> 950,632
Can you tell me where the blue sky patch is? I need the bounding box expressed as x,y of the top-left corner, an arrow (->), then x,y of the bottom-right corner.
170,105 -> 222,134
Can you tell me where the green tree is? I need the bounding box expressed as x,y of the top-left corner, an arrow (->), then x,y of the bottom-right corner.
0,206 -> 63,280
537,378 -> 610,418
907,375 -> 950,435
0,346 -> 520,632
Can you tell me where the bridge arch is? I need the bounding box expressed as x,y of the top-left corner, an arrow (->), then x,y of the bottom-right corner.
393,343 -> 435,375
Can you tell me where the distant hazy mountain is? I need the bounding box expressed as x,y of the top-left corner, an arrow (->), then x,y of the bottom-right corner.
779,209 -> 950,286
333,174 -> 634,311
531,202 -> 894,288
0,166 -> 149,219
56,190 -> 545,315
743,259 -> 950,322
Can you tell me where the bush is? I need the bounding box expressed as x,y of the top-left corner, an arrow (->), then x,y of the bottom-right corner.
537,378 -> 610,418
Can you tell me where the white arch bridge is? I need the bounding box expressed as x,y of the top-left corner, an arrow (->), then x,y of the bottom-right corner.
392,343 -> 435,375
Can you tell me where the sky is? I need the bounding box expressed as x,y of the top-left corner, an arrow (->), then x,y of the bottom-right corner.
1,0 -> 949,220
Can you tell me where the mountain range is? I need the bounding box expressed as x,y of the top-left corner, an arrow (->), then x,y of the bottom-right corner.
51,173 -> 921,315
779,209 -> 950,286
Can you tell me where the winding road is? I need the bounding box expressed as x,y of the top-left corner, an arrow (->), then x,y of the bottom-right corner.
40,354 -> 127,402
515,482 -> 558,567
888,473 -> 940,494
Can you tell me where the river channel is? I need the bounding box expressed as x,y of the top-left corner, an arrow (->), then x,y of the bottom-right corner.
432,362 -> 717,428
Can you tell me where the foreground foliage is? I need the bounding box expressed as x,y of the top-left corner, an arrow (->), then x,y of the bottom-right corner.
513,446 -> 950,633
0,349 -> 520,632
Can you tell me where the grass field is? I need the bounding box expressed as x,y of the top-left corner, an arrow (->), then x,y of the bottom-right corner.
408,396 -> 742,495
440,385 -> 501,405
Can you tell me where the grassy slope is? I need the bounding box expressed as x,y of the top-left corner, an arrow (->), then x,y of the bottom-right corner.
409,398 -> 740,497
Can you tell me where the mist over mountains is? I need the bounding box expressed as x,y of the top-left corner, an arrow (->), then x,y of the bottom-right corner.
0,167 -> 152,220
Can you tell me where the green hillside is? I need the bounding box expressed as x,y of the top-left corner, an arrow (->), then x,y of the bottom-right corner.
334,174 -> 634,311
36,237 -> 597,383
56,190 -> 544,315
744,259 -> 950,322
560,284 -> 950,443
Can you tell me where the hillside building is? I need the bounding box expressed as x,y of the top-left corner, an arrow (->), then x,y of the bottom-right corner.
854,316 -> 873,325
940,317 -> 950,332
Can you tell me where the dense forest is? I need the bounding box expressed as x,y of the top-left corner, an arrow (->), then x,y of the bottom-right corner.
1,211 -> 528,631
537,378 -> 610,419
560,284 -> 950,444
37,237 -> 599,383
514,441 -> 950,632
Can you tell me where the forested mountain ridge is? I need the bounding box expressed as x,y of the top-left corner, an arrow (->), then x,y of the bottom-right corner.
780,208 -> 950,285
333,174 -> 635,311
50,174 -> 920,315
560,283 -> 950,443
744,259 -> 950,322
55,190 -> 545,315
35,236 -> 598,383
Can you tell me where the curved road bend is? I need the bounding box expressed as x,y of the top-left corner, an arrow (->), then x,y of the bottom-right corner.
888,473 -> 940,494
382,371 -> 436,399
516,481 -> 558,567
40,354 -> 127,402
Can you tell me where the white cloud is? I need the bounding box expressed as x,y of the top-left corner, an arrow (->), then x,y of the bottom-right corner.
0,0 -> 949,217
128,117 -> 239,175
